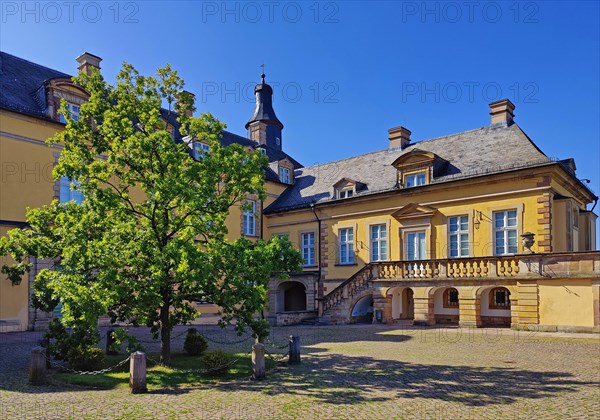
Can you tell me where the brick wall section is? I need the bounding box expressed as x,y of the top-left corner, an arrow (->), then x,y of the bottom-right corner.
536,188 -> 553,253
319,220 -> 329,299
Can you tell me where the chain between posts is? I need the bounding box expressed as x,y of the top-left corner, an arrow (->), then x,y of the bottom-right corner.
146,350 -> 253,375
44,354 -> 131,375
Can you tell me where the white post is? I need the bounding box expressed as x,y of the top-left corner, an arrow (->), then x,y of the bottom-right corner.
129,351 -> 147,394
252,343 -> 266,380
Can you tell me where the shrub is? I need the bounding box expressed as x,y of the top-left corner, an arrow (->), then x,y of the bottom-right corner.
66,346 -> 105,371
202,350 -> 231,375
183,328 -> 208,356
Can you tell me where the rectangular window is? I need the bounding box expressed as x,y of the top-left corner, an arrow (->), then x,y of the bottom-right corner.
301,232 -> 316,266
339,189 -> 354,199
404,173 -> 426,188
339,228 -> 355,264
448,215 -> 469,258
243,201 -> 256,236
59,176 -> 84,204
194,142 -> 210,159
406,231 -> 426,260
370,224 -> 387,262
494,210 -> 518,255
279,167 -> 291,184
59,103 -> 80,124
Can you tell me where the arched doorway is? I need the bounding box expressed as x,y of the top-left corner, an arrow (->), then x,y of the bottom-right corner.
390,287 -> 414,320
351,294 -> 374,323
479,286 -> 511,327
278,281 -> 307,312
432,287 -> 459,325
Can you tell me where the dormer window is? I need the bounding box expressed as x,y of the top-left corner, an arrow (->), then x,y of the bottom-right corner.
194,142 -> 210,159
279,167 -> 291,184
260,148 -> 267,155
404,172 -> 427,188
338,188 -> 354,199
59,103 -> 80,124
333,178 -> 366,200
392,149 -> 447,189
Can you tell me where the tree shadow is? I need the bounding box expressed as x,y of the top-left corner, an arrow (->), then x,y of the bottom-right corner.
210,352 -> 597,406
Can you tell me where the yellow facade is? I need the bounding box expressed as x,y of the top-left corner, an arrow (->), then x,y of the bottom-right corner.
1,52 -> 598,332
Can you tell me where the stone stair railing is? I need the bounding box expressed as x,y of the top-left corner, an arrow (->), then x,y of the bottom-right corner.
318,264 -> 375,316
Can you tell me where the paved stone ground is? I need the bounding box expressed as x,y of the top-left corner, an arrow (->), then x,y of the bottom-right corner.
1,324 -> 599,419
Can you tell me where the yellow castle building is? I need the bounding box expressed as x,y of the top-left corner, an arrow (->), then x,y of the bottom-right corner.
1,52 -> 598,333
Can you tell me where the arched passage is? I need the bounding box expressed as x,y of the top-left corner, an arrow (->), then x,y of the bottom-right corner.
277,281 -> 307,312
477,286 -> 512,327
388,287 -> 414,320
350,294 -> 374,323
431,287 -> 459,325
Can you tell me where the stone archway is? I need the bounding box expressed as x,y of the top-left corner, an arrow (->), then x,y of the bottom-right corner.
350,294 -> 374,323
431,287 -> 460,325
476,286 -> 512,327
388,287 -> 415,320
278,281 -> 307,312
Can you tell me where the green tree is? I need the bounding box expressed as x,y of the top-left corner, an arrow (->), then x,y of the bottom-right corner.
0,63 -> 302,365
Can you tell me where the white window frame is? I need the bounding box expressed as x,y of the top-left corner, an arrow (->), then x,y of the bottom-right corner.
338,227 -> 355,264
59,176 -> 84,204
493,210 -> 518,255
243,201 -> 256,236
59,103 -> 80,124
405,230 -> 426,260
370,224 -> 388,262
194,142 -> 210,159
448,215 -> 469,258
279,167 -> 291,184
404,172 -> 427,188
338,188 -> 354,199
301,232 -> 316,267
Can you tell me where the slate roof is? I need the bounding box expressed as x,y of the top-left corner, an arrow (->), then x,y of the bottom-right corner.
0,51 -> 70,120
0,51 -> 301,179
264,123 -> 587,213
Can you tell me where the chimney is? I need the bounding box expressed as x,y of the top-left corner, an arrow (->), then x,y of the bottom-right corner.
388,126 -> 411,149
76,52 -> 102,75
176,90 -> 195,117
489,99 -> 515,126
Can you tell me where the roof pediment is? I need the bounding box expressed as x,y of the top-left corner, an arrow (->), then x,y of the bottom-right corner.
392,203 -> 437,220
392,149 -> 438,168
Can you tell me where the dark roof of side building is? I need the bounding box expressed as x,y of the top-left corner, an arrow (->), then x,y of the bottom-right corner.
265,123 -> 593,213
0,51 -> 302,178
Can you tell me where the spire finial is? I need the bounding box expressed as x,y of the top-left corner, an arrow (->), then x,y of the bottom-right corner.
260,63 -> 266,83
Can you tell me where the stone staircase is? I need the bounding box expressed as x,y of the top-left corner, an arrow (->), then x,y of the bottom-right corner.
317,264 -> 376,324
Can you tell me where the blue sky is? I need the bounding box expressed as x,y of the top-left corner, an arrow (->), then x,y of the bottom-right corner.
1,1 -> 599,206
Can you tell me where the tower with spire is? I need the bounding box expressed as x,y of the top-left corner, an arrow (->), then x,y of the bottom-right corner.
245,71 -> 284,150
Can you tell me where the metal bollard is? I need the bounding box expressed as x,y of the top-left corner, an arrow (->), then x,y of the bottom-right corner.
289,335 -> 301,365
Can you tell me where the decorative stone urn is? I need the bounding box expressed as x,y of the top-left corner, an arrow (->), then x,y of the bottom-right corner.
521,232 -> 535,253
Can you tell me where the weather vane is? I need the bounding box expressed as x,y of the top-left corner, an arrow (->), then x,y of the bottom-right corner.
260,64 -> 266,83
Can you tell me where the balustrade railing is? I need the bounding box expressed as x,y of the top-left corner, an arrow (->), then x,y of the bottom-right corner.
319,252 -> 600,315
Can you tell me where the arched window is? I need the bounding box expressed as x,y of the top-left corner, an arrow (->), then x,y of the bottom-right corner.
489,287 -> 511,309
443,288 -> 459,308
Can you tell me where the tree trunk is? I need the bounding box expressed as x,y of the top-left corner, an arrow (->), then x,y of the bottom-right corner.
159,305 -> 171,366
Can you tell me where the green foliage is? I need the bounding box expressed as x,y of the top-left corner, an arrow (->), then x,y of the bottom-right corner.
202,350 -> 231,375
183,328 -> 208,356
0,62 -> 303,365
45,319 -> 105,371
108,328 -> 145,354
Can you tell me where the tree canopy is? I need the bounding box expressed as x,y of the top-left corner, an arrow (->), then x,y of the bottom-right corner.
0,63 -> 303,365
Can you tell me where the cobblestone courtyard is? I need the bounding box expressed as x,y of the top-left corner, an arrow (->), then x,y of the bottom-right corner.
1,324 -> 599,419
